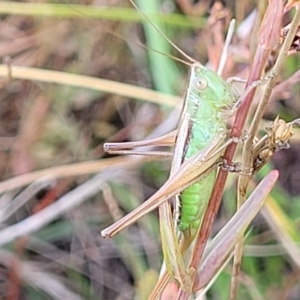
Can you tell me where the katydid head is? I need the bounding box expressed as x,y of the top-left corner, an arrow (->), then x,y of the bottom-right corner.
188,63 -> 237,111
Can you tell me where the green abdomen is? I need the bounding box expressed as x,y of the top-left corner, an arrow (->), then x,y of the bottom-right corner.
177,115 -> 223,232
178,170 -> 217,231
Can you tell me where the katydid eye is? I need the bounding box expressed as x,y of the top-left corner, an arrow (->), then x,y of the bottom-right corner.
194,77 -> 208,90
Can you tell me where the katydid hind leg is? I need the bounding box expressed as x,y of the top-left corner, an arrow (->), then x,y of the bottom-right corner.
104,130 -> 177,154
104,149 -> 173,157
101,135 -> 225,239
158,114 -> 194,292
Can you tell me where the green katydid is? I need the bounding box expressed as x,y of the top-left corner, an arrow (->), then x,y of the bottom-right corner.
102,65 -> 237,296
100,1 -> 246,295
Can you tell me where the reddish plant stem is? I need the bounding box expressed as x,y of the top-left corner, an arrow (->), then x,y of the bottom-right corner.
6,237 -> 27,300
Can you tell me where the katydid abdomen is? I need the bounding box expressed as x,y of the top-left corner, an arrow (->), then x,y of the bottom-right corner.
179,171 -> 217,231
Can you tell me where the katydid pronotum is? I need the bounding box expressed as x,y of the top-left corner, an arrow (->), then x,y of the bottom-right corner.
100,0 -> 283,298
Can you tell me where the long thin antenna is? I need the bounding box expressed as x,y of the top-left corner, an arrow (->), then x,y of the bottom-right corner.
217,19 -> 236,76
69,2 -> 191,67
129,0 -> 196,64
